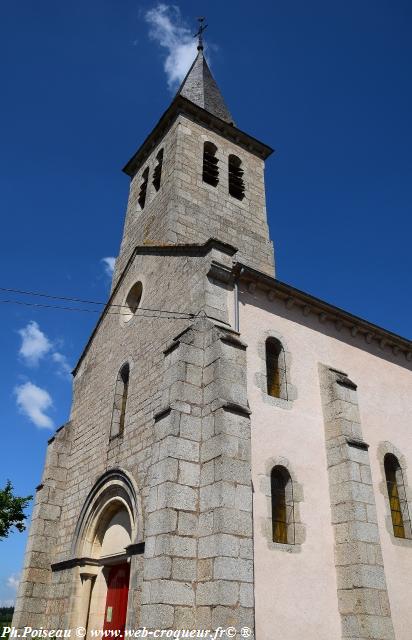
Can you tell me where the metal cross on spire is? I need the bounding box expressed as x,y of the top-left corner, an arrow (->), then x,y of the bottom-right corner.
194,16 -> 208,51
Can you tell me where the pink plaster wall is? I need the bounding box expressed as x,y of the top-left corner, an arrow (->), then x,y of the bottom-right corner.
239,287 -> 412,640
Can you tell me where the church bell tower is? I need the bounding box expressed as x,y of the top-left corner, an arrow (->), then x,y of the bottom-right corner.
114,40 -> 275,284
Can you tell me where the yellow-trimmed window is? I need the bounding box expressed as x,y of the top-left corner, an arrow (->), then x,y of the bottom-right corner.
271,466 -> 293,544
266,338 -> 283,398
385,454 -> 407,538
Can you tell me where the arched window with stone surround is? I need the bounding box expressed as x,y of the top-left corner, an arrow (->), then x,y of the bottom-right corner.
384,453 -> 410,538
110,364 -> 129,438
271,466 -> 294,544
202,142 -> 219,187
266,337 -> 286,399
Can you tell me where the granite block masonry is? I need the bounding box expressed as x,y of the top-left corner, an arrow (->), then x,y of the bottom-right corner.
319,365 -> 395,640
142,316 -> 254,633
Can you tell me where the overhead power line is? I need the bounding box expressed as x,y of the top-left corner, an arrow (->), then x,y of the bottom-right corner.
0,298 -> 193,319
0,286 -> 193,317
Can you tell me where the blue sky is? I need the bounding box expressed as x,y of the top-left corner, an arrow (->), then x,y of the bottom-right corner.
1,0 -> 411,605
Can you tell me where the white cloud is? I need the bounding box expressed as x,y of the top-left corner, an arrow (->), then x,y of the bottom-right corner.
18,321 -> 52,367
15,382 -> 54,429
7,574 -> 20,591
102,256 -> 116,277
17,321 -> 71,382
145,4 -> 198,88
51,352 -> 72,379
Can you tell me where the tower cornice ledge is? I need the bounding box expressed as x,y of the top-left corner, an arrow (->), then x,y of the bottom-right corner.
122,95 -> 274,178
232,262 -> 412,361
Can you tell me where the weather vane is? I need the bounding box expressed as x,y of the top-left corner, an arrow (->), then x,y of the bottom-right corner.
194,16 -> 208,51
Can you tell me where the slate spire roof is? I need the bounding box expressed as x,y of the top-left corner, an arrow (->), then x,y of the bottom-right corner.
176,49 -> 235,125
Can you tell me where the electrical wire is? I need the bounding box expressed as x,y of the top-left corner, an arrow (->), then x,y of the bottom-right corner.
0,286 -> 195,317
0,297 -> 194,319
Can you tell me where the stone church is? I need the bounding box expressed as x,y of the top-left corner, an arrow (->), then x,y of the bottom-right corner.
13,40 -> 412,640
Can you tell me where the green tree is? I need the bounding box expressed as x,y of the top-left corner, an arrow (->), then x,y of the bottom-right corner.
0,481 -> 32,540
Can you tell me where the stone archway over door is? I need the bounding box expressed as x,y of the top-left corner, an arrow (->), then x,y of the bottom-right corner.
69,469 -> 141,634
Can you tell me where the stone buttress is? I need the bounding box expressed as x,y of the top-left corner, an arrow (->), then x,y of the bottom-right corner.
319,366 -> 395,640
142,316 -> 254,634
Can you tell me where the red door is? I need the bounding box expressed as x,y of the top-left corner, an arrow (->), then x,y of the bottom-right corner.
103,563 -> 130,637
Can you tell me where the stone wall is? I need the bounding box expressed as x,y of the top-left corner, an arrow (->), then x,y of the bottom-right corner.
12,423 -> 72,629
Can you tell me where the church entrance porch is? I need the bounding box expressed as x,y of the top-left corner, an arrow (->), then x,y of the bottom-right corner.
81,507 -> 132,636
66,471 -> 142,636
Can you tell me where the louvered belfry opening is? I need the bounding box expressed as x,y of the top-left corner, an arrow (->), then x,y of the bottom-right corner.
228,154 -> 245,200
138,167 -> 149,209
384,453 -> 410,538
152,149 -> 164,192
202,142 -> 219,187
271,466 -> 294,544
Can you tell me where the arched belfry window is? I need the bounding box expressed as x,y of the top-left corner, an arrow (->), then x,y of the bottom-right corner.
384,453 -> 411,538
228,154 -> 245,200
202,142 -> 219,187
138,167 -> 149,209
152,149 -> 164,192
271,466 -> 294,544
110,364 -> 130,438
266,338 -> 286,399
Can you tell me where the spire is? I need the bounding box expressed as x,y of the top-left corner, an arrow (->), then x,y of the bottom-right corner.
176,20 -> 234,125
